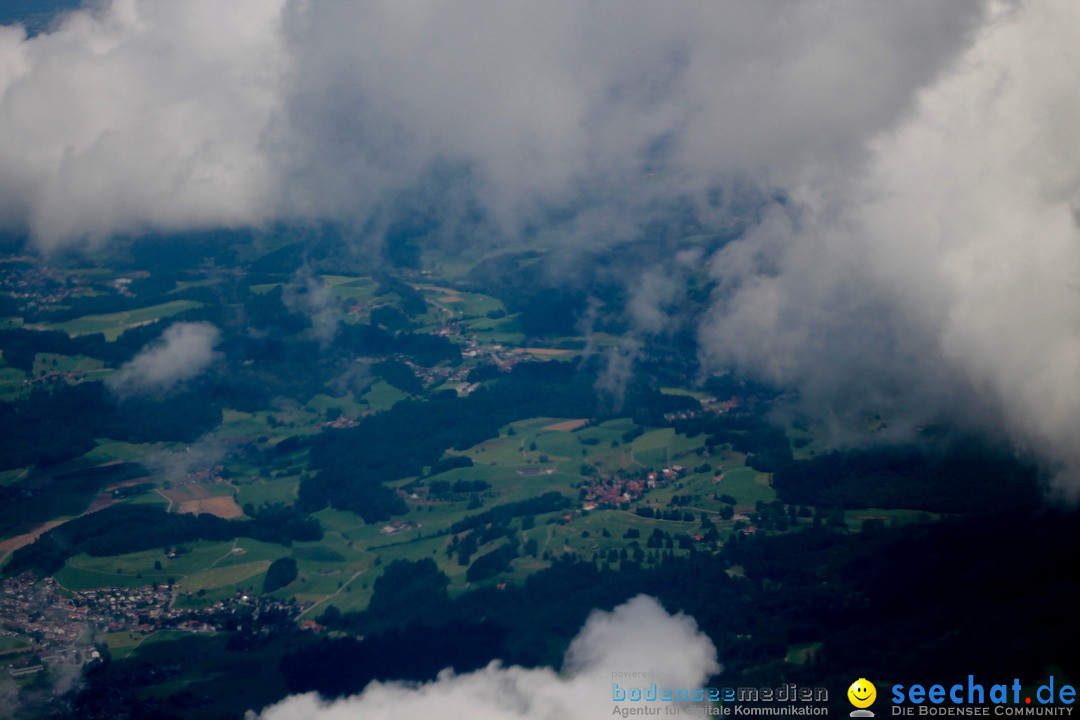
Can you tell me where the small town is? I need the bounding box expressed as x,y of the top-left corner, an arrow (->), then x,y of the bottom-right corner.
0,573 -> 304,679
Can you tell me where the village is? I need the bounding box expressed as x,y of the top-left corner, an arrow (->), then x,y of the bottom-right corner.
0,261 -> 95,316
579,465 -> 686,511
0,572 -> 304,679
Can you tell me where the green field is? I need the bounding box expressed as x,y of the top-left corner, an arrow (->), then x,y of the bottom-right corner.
46,300 -> 204,340
0,636 -> 31,654
417,285 -> 506,320
83,439 -> 174,464
234,475 -> 300,508
360,379 -> 409,411
459,315 -> 526,344
32,352 -> 109,379
0,365 -> 27,400
325,275 -> 378,303
98,630 -> 147,661
305,392 -> 367,418
55,539 -> 281,594
22,397 -> 789,614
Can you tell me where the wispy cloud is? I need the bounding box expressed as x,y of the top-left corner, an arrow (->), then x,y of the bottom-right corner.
107,321 -> 221,396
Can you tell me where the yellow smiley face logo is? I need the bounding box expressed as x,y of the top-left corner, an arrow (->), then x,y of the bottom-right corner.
848,678 -> 877,708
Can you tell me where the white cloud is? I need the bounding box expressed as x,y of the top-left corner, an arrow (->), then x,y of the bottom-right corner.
0,0 -> 285,250
698,1 -> 1080,495
107,321 -> 221,395
250,595 -> 719,720
145,433 -> 226,484
7,1 -> 1080,493
282,265 -> 339,344
0,0 -> 985,250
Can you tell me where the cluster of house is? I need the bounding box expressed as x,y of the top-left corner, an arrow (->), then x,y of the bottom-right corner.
0,575 -> 115,676
458,339 -> 527,373
22,369 -> 87,386
400,336 -> 536,393
579,466 -> 691,512
0,262 -> 93,313
1,573 -> 304,677
663,396 -> 743,422
379,520 -> 420,535
580,476 -> 652,511
176,464 -> 226,486
319,415 -> 361,430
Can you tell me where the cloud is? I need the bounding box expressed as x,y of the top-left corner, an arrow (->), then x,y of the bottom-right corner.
144,433 -> 226,484
282,265 -> 339,344
249,594 -> 719,720
7,1 -> 1080,493
0,0 -> 286,250
0,0 -> 986,250
107,321 -> 221,395
698,1 -> 1080,496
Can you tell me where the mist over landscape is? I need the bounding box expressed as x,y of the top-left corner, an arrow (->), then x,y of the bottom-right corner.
0,2 -> 1078,719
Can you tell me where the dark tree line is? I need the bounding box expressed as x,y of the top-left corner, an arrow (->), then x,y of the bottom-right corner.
671,413 -> 792,471
771,438 -> 1041,513
4,504 -> 321,577
263,557 -> 299,593
0,381 -> 223,471
448,492 -> 570,535
279,504 -> 1080,716
0,462 -> 146,537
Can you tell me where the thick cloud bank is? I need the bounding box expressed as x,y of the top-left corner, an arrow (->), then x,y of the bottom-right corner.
4,2 -> 1080,492
250,595 -> 719,720
699,2 -> 1080,496
0,0 -> 984,248
107,321 -> 220,395
0,0 -> 284,247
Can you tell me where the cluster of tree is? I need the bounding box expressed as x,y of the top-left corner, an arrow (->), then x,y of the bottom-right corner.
374,275 -> 428,317
372,359 -> 423,395
279,622 -> 506,698
672,413 -> 792,472
319,558 -> 453,636
369,305 -> 413,332
633,506 -> 694,522
301,356 -> 706,524
243,286 -> 310,335
465,364 -> 502,383
4,504 -> 321,577
0,462 -> 146,537
263,557 -> 299,593
643,527 -> 693,550
771,438 -> 1042,513
448,492 -> 570,535
722,509 -> 1080,698
0,383 -> 106,469
17,285 -> 203,325
426,455 -> 474,477
0,381 -> 225,471
298,363 -> 597,521
745,500 -> 814,533
465,543 -> 518,583
124,230 -> 245,274
427,478 -> 488,500
70,491 -> 1079,718
447,523 -> 517,566
334,321 -> 461,367
0,323 -> 194,372
281,501 -> 1080,711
